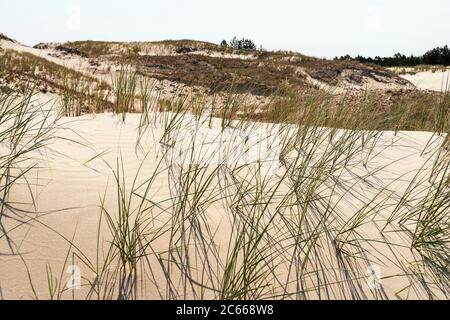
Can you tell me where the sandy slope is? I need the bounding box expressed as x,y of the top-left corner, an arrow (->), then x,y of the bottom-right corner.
0,39 -> 219,103
0,90 -> 447,300
1,39 -> 415,96
2,37 -> 448,300
0,39 -> 112,79
400,69 -> 450,92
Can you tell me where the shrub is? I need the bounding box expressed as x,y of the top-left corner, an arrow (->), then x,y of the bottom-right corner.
229,37 -> 257,51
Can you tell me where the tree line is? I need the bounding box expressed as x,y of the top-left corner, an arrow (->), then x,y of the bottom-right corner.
220,37 -> 265,51
334,45 -> 450,67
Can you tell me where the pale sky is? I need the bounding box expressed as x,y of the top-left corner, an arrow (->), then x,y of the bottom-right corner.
0,0 -> 449,58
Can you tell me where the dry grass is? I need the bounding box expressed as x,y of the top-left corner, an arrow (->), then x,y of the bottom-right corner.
59,40 -> 409,95
47,91 -> 450,299
263,88 -> 449,132
0,49 -> 113,116
393,65 -> 449,75
0,49 -> 100,90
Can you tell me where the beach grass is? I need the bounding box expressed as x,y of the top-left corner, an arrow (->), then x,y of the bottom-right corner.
0,58 -> 449,300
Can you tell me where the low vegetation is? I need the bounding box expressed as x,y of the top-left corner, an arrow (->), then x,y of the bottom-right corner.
1,46 -> 447,132
221,37 -> 263,51
57,40 -> 409,95
0,49 -> 112,116
0,88 -> 59,251
0,49 -> 101,91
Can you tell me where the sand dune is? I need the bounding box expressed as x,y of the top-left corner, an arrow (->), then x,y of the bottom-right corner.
0,39 -> 112,79
1,91 -> 447,300
1,36 -> 449,300
400,69 -> 450,92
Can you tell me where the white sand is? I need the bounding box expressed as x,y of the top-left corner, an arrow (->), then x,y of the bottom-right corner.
297,67 -> 415,93
400,69 -> 450,92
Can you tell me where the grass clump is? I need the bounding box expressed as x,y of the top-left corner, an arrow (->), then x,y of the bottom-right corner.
113,67 -> 138,121
0,87 -> 58,253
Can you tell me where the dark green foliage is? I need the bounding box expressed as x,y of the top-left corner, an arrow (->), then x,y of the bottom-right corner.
335,45 -> 450,67
229,37 -> 258,51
